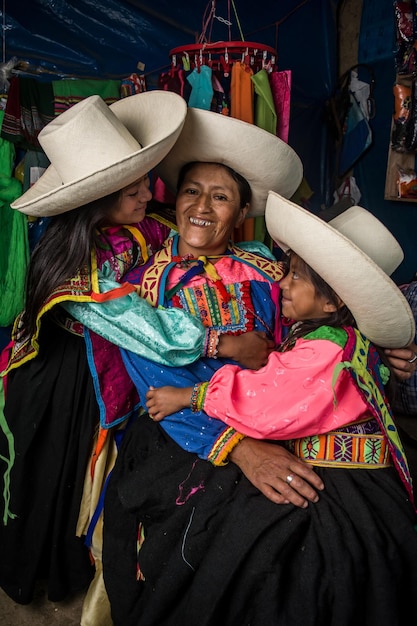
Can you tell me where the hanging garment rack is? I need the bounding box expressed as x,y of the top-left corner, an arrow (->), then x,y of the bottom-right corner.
168,1 -> 277,74
169,41 -> 277,73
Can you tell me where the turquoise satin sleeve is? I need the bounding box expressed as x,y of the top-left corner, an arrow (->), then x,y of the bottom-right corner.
63,276 -> 206,367
237,240 -> 276,260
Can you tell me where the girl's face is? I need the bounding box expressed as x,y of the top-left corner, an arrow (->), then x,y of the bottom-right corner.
279,253 -> 337,321
176,163 -> 249,257
110,174 -> 152,225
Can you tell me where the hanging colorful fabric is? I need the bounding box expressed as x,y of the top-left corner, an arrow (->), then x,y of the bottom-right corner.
0,110 -> 28,327
269,70 -> 292,143
187,65 -> 214,110
251,69 -> 277,134
230,61 -> 254,124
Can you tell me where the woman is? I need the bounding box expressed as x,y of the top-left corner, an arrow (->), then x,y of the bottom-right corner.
118,197 -> 417,626
65,107 -> 328,510
74,109 -> 417,624
0,90 -> 204,606
67,108 -> 417,507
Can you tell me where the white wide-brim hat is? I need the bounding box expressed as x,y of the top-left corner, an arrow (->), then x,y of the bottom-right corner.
156,107 -> 303,218
11,91 -> 188,217
265,191 -> 415,348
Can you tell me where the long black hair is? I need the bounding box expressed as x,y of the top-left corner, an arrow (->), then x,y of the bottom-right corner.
22,190 -> 122,338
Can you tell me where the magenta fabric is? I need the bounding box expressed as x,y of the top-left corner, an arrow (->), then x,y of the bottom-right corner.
158,66 -> 187,97
269,70 -> 292,143
87,329 -> 139,427
152,175 -> 176,205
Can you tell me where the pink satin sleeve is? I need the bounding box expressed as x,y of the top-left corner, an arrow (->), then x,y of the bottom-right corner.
202,338 -> 368,440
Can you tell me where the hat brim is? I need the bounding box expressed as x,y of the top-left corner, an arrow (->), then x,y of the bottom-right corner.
11,91 -> 188,217
265,191 -> 415,348
156,107 -> 303,218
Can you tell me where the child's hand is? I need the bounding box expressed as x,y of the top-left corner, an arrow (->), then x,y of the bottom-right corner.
145,385 -> 193,421
218,331 -> 275,370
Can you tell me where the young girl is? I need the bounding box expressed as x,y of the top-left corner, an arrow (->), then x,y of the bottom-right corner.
0,90 -> 200,609
141,193 -> 417,625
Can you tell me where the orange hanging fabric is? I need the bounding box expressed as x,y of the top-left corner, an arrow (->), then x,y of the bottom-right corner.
230,61 -> 254,124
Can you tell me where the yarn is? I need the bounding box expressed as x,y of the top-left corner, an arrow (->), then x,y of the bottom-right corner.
0,110 -> 29,326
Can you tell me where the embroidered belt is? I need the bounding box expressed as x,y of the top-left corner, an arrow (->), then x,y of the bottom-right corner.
288,431 -> 392,468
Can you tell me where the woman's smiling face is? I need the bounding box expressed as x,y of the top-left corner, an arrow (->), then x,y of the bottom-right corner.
176,163 -> 249,257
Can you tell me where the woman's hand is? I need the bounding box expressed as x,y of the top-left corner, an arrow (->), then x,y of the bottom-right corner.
218,331 -> 275,370
146,385 -> 192,420
385,343 -> 417,381
229,438 -> 324,508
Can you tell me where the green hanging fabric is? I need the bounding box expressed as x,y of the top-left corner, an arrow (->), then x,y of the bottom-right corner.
251,68 -> 277,135
0,110 -> 28,327
250,69 -> 278,247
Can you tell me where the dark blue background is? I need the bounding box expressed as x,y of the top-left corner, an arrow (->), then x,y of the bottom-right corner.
3,0 -> 417,283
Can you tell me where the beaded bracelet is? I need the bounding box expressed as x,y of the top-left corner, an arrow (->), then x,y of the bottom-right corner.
190,383 -> 200,412
190,382 -> 209,412
204,329 -> 220,359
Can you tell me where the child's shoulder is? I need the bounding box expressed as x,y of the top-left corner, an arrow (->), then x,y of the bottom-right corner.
304,325 -> 349,348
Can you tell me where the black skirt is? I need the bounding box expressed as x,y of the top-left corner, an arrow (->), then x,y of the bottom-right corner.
0,316 -> 96,603
103,415 -> 417,626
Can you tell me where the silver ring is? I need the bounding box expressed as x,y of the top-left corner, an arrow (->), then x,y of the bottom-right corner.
286,474 -> 294,484
408,354 -> 417,364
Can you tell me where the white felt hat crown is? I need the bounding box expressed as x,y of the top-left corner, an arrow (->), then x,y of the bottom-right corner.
156,107 -> 303,218
12,90 -> 188,217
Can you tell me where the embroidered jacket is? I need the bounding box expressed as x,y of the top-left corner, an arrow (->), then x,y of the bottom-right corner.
121,234 -> 285,464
